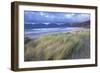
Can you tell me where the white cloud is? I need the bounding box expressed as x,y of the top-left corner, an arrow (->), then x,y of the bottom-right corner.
65,13 -> 75,18
45,15 -> 49,17
44,22 -> 50,25
32,23 -> 35,25
74,14 -> 90,22
40,12 -> 45,16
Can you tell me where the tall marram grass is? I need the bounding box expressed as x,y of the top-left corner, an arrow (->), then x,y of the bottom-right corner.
24,30 -> 90,61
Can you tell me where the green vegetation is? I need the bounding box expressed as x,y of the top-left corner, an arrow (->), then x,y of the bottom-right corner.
24,29 -> 90,61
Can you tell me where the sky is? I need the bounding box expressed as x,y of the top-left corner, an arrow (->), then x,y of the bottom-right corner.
24,11 -> 90,24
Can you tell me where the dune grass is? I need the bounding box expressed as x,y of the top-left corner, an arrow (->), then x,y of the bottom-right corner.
24,30 -> 90,61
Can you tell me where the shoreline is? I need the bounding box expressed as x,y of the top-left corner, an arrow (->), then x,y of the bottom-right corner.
24,27 -> 89,39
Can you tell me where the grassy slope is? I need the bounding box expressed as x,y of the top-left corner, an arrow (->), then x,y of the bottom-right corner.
24,29 -> 90,61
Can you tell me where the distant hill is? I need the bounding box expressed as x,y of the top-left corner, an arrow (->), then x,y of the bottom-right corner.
24,20 -> 90,29
70,21 -> 90,28
64,20 -> 90,28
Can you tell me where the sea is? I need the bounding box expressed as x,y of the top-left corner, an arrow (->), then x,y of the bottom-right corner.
24,27 -> 84,39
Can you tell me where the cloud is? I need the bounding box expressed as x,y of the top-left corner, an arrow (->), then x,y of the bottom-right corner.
72,13 -> 90,22
44,22 -> 50,25
40,12 -> 45,16
65,13 -> 76,18
24,11 -> 90,23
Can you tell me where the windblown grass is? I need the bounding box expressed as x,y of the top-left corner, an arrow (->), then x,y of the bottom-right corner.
24,30 -> 90,61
